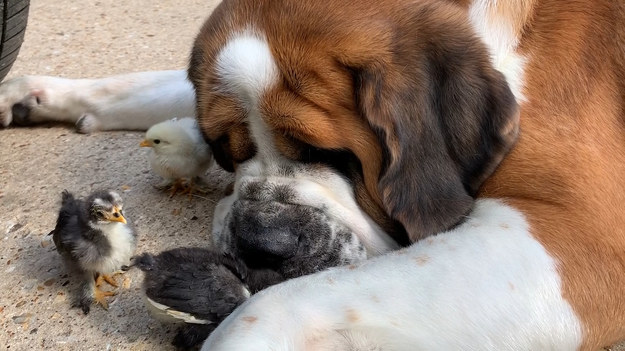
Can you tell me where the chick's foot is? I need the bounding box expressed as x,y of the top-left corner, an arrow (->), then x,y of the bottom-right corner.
93,285 -> 116,310
96,273 -> 120,288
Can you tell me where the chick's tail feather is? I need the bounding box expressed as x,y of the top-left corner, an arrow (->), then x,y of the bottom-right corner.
51,190 -> 81,236
61,189 -> 75,205
59,190 -> 81,215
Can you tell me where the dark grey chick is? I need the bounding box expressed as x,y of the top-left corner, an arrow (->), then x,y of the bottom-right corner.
51,189 -> 136,314
134,247 -> 284,350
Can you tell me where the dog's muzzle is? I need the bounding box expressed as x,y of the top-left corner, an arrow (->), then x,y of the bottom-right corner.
229,197 -> 366,277
231,199 -> 306,268
214,184 -> 368,278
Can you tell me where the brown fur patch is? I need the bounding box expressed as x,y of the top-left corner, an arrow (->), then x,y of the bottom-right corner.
190,0 -> 518,245
478,0 -> 625,348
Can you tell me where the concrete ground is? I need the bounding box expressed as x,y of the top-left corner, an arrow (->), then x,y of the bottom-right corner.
0,1 -> 227,350
0,1 -> 623,350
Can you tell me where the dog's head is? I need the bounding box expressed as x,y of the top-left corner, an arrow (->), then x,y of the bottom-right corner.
189,0 -> 519,271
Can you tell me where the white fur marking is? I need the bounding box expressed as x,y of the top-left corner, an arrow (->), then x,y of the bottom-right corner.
469,1 -> 527,102
216,32 -> 281,162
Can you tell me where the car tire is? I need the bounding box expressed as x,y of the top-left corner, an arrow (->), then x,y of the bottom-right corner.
0,0 -> 28,82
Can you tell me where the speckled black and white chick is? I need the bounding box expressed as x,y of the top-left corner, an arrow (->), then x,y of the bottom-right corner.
134,247 -> 283,350
51,190 -> 136,314
140,117 -> 212,196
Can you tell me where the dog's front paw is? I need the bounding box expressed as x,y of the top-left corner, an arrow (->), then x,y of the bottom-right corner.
75,113 -> 101,134
0,76 -> 46,127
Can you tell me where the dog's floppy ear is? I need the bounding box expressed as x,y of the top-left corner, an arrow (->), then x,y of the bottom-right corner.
346,8 -> 519,242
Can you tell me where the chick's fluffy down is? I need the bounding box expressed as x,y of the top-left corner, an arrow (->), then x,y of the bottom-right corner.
145,117 -> 212,181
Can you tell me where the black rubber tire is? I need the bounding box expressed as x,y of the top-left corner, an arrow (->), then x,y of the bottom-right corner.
0,0 -> 29,82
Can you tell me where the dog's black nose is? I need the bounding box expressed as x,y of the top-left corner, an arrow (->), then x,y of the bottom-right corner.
11,102 -> 31,126
231,200 -> 308,269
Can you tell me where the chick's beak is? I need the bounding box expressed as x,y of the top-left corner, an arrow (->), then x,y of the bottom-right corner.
140,139 -> 152,148
109,207 -> 127,224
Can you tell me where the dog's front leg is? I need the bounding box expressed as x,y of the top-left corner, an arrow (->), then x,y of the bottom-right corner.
202,199 -> 583,351
0,70 -> 195,132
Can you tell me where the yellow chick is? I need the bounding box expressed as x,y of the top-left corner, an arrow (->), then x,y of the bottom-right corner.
140,117 -> 212,196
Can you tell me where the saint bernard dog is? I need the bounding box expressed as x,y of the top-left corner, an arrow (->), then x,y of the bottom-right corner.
1,0 -> 624,349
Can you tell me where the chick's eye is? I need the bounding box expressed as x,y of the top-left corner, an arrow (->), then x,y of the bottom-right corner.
113,213 -> 120,218
153,139 -> 161,144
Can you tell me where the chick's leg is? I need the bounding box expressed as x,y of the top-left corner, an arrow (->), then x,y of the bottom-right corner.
94,273 -> 117,308
96,273 -> 119,288
78,273 -> 116,313
153,178 -> 175,190
179,179 -> 196,199
179,177 -> 212,199
154,178 -> 186,198
191,176 -> 212,194
93,284 -> 116,310
78,274 -> 95,314
95,268 -> 130,288
169,179 -> 184,197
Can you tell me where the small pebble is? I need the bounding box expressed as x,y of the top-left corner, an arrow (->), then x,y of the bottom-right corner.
23,280 -> 37,290
12,313 -> 33,324
53,293 -> 66,304
7,223 -> 23,234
